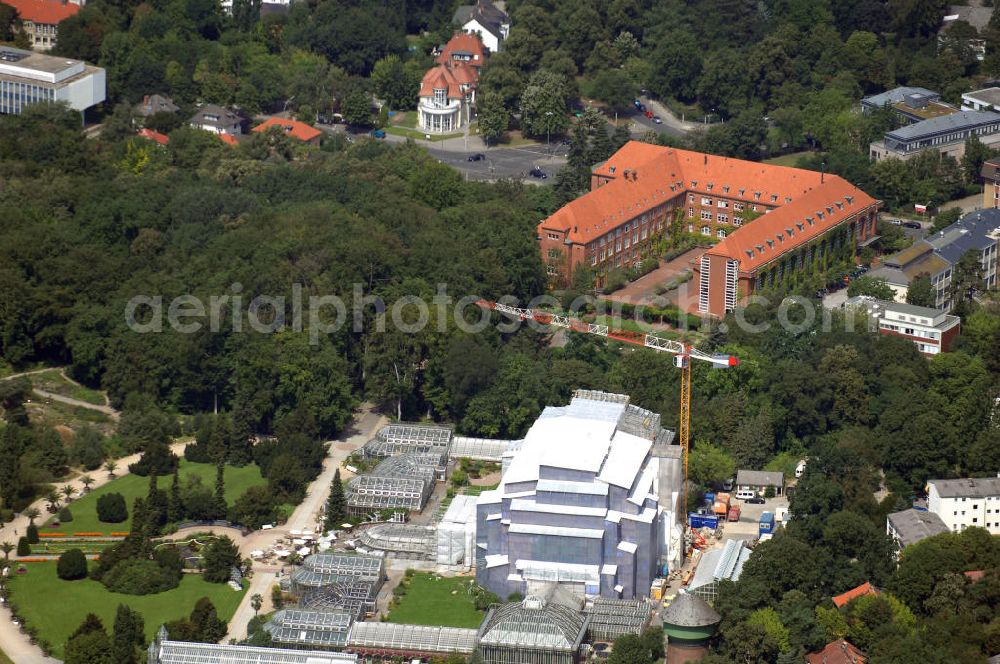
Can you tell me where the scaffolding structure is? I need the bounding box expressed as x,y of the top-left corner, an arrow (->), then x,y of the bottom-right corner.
584,598 -> 651,642
362,423 -> 452,458
346,451 -> 444,517
264,609 -> 354,649
300,580 -> 380,618
356,523 -> 437,559
347,622 -> 479,657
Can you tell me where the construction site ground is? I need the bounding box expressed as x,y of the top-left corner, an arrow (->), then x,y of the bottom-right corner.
660,494 -> 790,600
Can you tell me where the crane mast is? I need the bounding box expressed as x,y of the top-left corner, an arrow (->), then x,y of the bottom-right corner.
475,299 -> 738,530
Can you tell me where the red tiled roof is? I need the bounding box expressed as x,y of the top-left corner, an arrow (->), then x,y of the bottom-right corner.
419,64 -> 469,99
435,32 -> 486,65
806,639 -> 866,664
964,570 -> 986,583
832,582 -> 879,609
137,128 -> 169,145
540,141 -> 878,273
2,0 -> 79,24
218,133 -> 239,146
252,116 -> 322,143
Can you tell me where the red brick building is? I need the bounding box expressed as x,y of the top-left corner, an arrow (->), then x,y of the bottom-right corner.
537,142 -> 881,317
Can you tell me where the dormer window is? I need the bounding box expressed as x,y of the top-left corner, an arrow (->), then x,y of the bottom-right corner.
707,183 -> 713,191
754,192 -> 761,200
835,201 -> 844,210
745,249 -> 754,258
739,189 -> 746,196
826,206 -> 833,214
776,233 -> 783,242
816,211 -> 824,220
770,194 -> 778,202
723,185 -> 730,193
845,195 -> 854,204
755,243 -> 764,252
766,239 -> 775,248
796,222 -> 805,231
691,181 -> 697,188
785,197 -> 792,204
434,88 -> 446,104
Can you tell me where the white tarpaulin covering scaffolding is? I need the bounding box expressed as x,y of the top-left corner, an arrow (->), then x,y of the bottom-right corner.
436,495 -> 477,565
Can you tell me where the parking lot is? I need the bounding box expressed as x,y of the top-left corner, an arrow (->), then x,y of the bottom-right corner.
718,495 -> 790,541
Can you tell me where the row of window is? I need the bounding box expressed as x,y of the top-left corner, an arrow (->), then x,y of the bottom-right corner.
0,80 -> 56,115
688,190 -> 782,204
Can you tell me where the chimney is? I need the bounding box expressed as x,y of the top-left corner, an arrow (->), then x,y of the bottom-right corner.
703,154 -> 707,166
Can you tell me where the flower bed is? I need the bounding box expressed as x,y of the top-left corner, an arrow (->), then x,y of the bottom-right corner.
37,533 -> 67,538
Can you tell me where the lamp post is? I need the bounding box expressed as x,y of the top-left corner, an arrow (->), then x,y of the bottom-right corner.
545,111 -> 553,154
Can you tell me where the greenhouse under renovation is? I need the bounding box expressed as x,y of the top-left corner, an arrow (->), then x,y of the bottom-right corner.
346,450 -> 447,518
475,390 -> 683,601
477,585 -> 589,664
346,622 -> 479,659
288,553 -> 385,617
147,628 -> 359,664
264,608 -> 354,649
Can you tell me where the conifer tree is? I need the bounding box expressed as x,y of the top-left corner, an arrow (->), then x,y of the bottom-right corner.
324,468 -> 347,531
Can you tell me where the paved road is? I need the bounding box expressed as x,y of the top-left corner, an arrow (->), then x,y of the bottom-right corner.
223,406 -> 387,641
425,143 -> 569,182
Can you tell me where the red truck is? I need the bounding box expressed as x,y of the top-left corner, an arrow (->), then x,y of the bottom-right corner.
728,504 -> 741,522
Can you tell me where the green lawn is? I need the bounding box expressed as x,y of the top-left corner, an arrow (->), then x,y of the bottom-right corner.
0,646 -> 12,664
384,126 -> 462,142
8,561 -> 246,657
764,151 -> 811,167
386,573 -> 485,628
390,111 -> 417,128
46,460 -> 267,535
30,369 -> 106,405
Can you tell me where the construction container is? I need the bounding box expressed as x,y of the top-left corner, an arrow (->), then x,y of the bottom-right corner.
727,504 -> 741,522
713,492 -> 730,516
650,578 -> 666,601
759,511 -> 775,536
689,512 -> 720,529
775,506 -> 788,523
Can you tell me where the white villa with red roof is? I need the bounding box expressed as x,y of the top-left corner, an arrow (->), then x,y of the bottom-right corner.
417,33 -> 485,133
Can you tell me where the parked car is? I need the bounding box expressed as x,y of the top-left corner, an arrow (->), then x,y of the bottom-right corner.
652,116 -> 663,124
888,219 -> 902,225
734,489 -> 756,501
529,166 -> 548,179
633,99 -> 642,108
902,221 -> 922,229
369,129 -> 386,139
746,496 -> 766,505
644,110 -> 654,118
467,153 -> 485,161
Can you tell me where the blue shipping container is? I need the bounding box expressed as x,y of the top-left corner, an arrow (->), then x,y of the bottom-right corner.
759,511 -> 775,535
689,512 -> 720,529
704,492 -> 716,503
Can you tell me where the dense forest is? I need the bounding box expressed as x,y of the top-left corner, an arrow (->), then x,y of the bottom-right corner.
1,0 -> 1000,662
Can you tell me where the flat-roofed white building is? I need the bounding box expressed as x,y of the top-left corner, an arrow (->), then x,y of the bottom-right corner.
927,477 -> 1000,535
0,47 -> 105,116
844,297 -> 961,355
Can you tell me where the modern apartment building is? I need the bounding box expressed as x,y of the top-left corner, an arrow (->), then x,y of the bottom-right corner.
927,477 -> 1000,535
845,297 -> 961,355
860,86 -> 955,123
868,208 -> 1000,309
475,390 -> 683,601
538,142 -> 880,317
869,110 -> 1000,161
0,46 -> 105,116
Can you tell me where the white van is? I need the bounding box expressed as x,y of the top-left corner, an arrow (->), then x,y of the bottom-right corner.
734,489 -> 757,501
